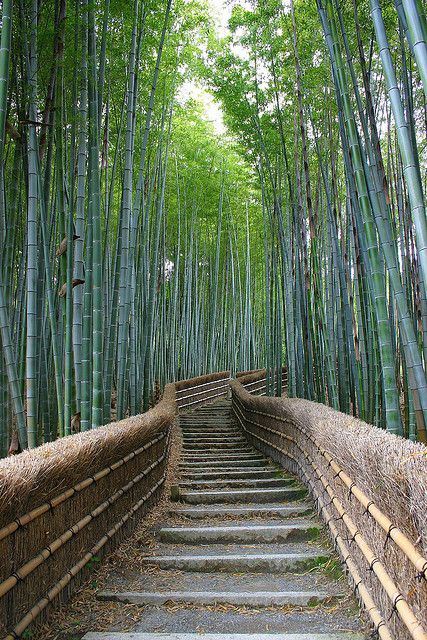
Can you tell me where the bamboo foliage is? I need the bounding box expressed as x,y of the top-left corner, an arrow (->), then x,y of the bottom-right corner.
0,0 -> 267,453
1,0 -> 426,451
208,0 -> 427,439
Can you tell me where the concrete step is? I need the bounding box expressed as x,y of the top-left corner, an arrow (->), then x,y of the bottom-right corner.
181,429 -> 241,435
182,431 -> 246,442
179,469 -> 278,480
96,589 -> 341,607
180,420 -> 234,425
182,443 -> 250,451
159,522 -> 321,544
170,504 -> 313,519
182,446 -> 254,454
177,477 -> 295,490
144,548 -> 330,573
181,429 -> 240,435
179,459 -> 268,469
101,569 -> 345,597
182,435 -> 243,441
179,486 -> 306,504
181,453 -> 265,462
180,423 -> 237,428
84,634 -> 365,640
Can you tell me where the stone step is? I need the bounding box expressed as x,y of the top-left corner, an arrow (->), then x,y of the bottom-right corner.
159,522 -> 321,544
182,435 -> 245,442
180,469 -> 278,480
182,446 -> 254,454
180,420 -> 236,425
179,459 -> 268,469
96,589 -> 341,607
182,444 -> 253,451
182,442 -> 249,451
84,634 -> 365,640
182,434 -> 242,440
170,504 -> 313,519
181,428 -> 240,434
180,422 -> 236,427
182,418 -> 232,421
180,420 -> 234,424
179,486 -> 306,504
180,423 -> 235,428
181,453 -> 265,462
180,459 -> 266,466
177,477 -> 294,490
101,570 -> 344,597
181,427 -> 240,433
144,549 -> 329,573
180,419 -> 233,424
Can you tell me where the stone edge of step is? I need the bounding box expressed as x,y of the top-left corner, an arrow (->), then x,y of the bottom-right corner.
83,633 -> 366,640
96,589 -> 345,607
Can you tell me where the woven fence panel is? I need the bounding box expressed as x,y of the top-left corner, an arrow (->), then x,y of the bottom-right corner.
231,380 -> 427,640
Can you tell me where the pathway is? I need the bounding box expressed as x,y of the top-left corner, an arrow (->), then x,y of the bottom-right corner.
83,400 -> 367,640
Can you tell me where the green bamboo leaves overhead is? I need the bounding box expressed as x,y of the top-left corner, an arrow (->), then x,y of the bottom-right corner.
1,0 -> 426,451
0,0 -> 266,453
208,0 -> 427,439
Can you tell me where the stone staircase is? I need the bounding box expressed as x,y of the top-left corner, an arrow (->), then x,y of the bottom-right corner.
83,400 -> 366,640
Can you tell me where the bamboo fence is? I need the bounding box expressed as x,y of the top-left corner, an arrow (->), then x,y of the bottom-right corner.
0,372 -> 229,638
231,378 -> 427,640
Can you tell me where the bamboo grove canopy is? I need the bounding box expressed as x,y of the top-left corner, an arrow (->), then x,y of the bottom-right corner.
0,0 -> 426,453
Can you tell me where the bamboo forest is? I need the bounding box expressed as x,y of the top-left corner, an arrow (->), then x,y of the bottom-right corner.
1,1 -> 427,639
0,0 -> 426,451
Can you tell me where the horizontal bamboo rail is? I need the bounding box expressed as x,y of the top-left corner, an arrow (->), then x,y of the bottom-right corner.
240,370 -> 288,397
175,372 -> 232,409
0,448 -> 167,599
176,381 -> 230,404
2,474 -> 167,640
234,399 -> 427,579
0,371 -> 238,638
178,391 -> 230,409
235,399 -> 392,640
242,373 -> 288,388
232,386 -> 427,640
0,430 -> 167,543
175,376 -> 231,395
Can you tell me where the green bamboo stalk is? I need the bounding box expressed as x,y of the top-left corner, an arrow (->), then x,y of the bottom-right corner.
370,0 -> 427,303
116,0 -> 139,420
87,0 -> 103,428
26,0 -> 39,448
401,0 -> 427,96
319,0 -> 403,433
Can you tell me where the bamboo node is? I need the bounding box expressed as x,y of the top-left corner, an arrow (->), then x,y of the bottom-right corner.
348,482 -> 356,499
364,500 -> 375,516
416,562 -> 427,581
384,525 -> 397,549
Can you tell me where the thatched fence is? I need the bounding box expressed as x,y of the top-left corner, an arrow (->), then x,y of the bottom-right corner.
175,370 -> 231,409
231,377 -> 427,640
2,368 -> 426,640
0,372 -> 230,639
236,367 -> 288,396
